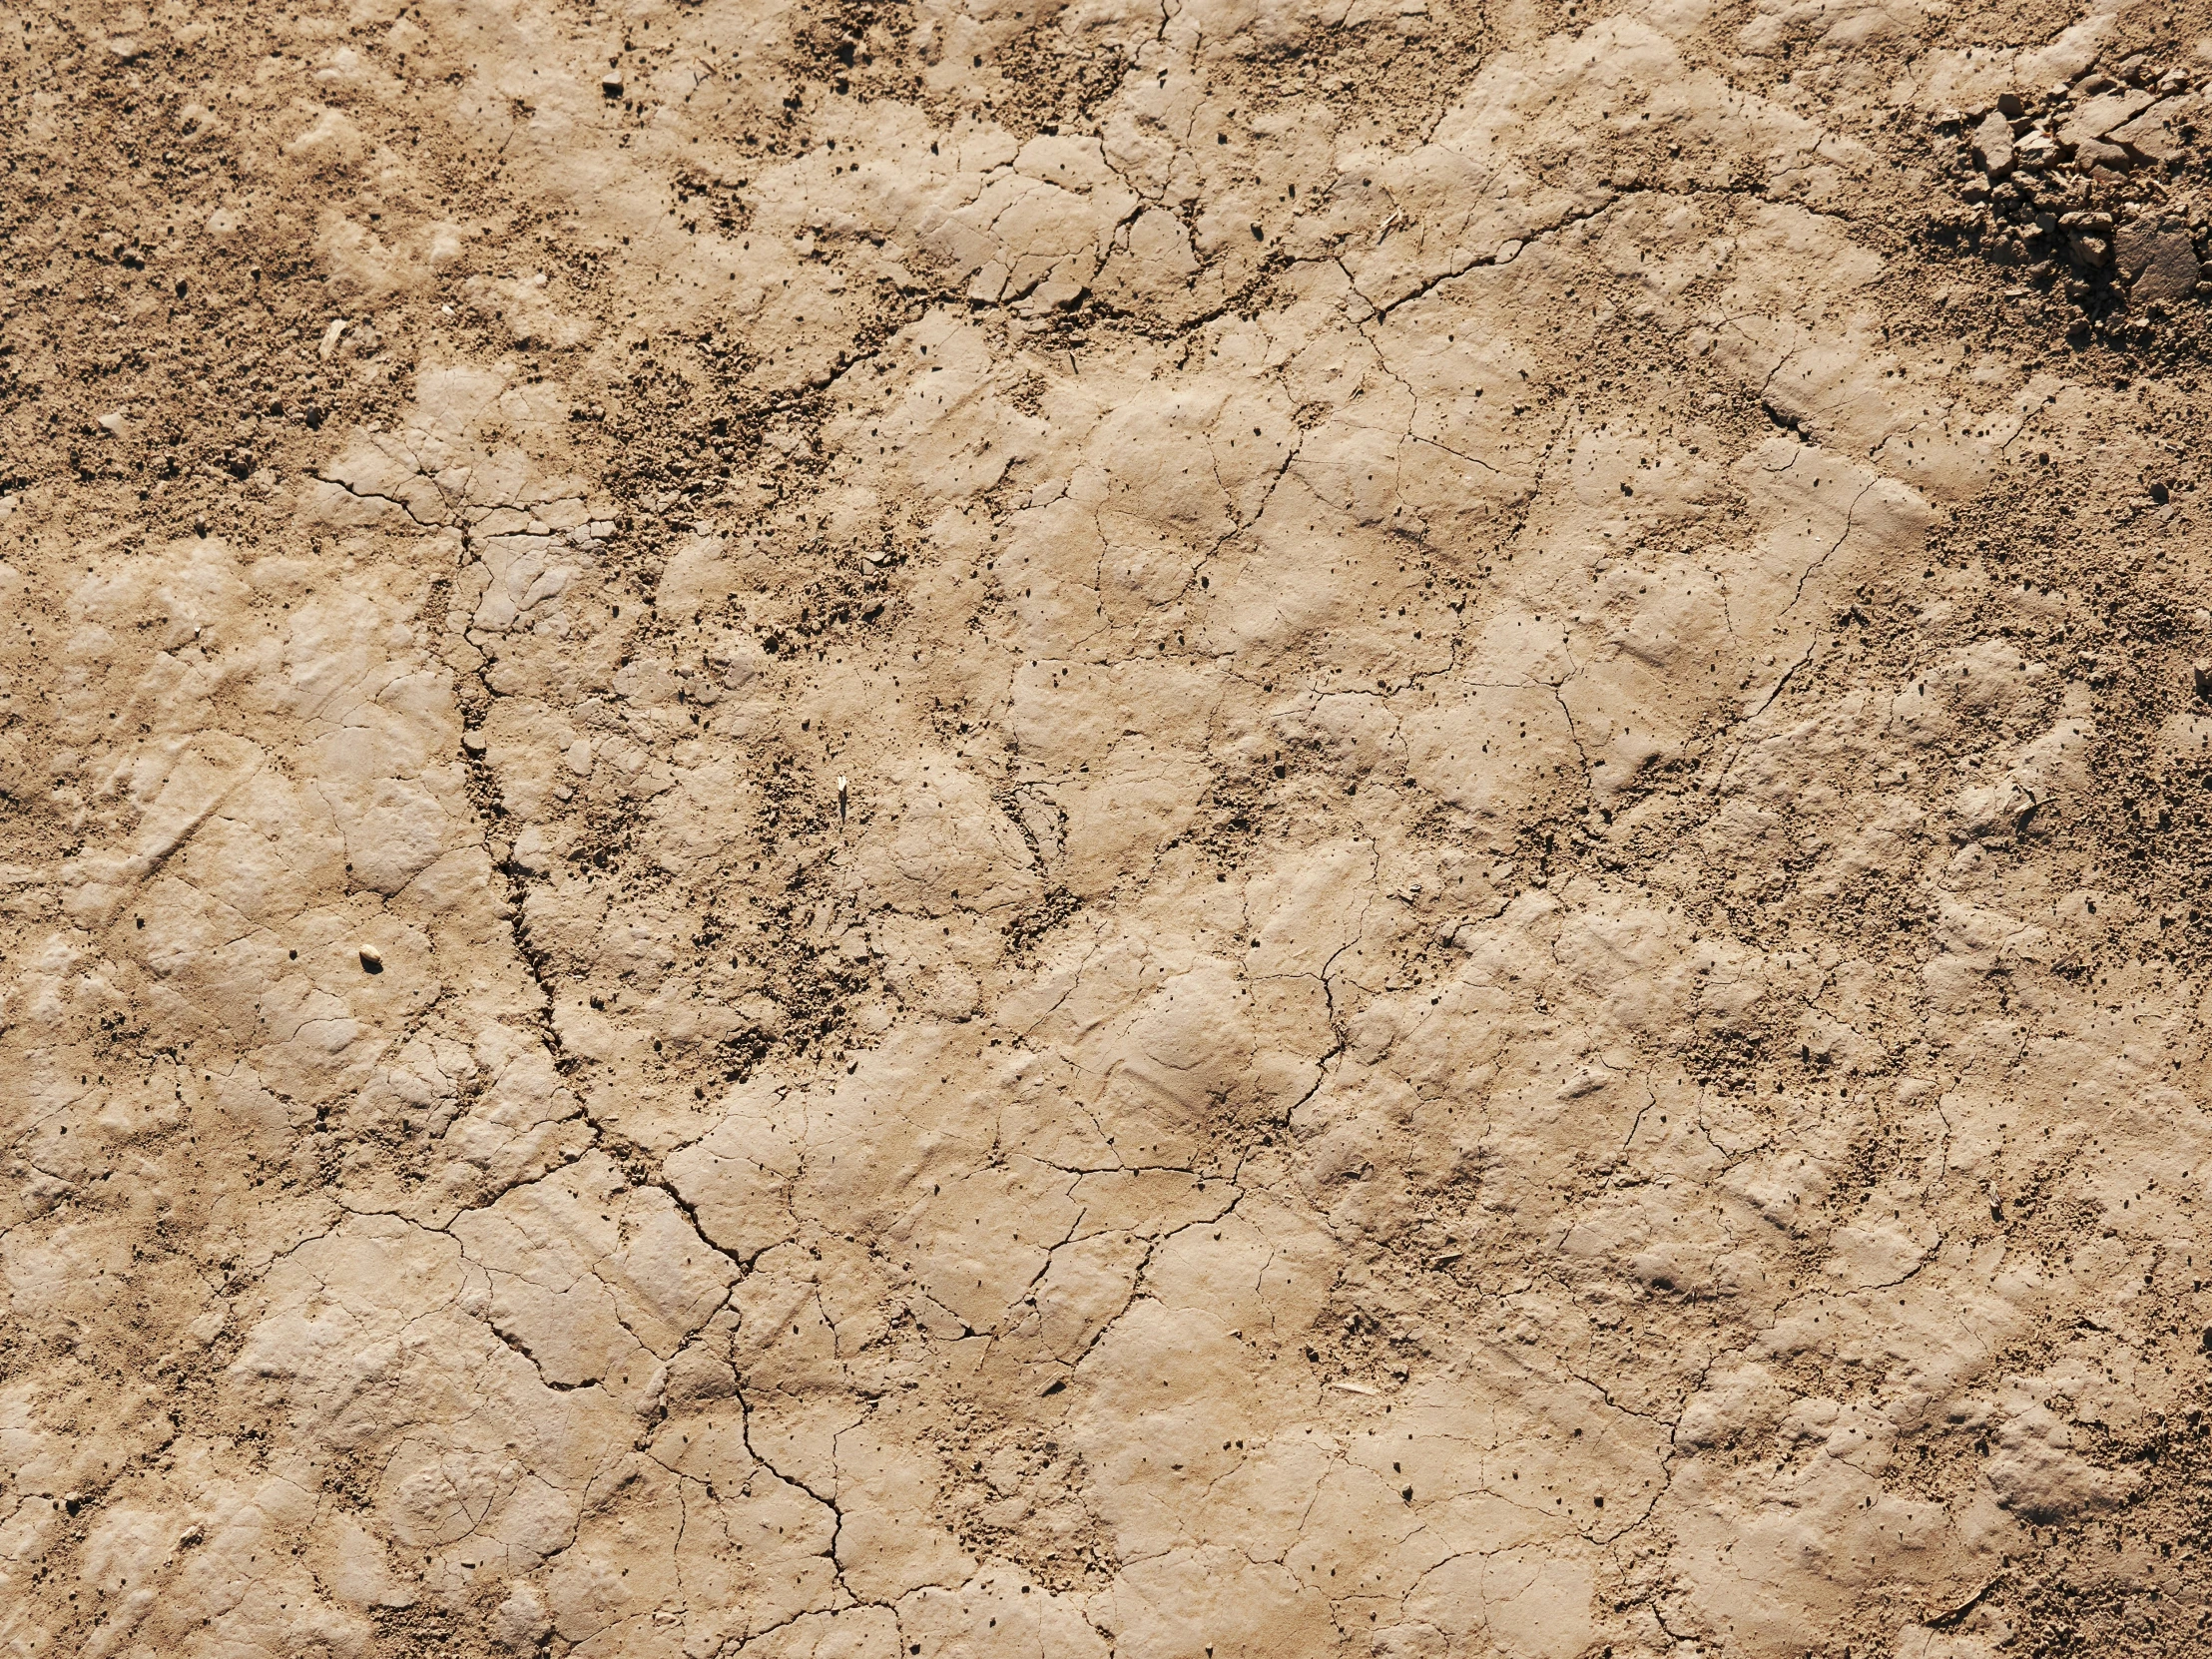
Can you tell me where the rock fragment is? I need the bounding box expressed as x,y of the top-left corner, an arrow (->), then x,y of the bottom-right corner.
2114,223 -> 2202,301
2059,88 -> 2156,147
2068,232 -> 2110,266
1971,110 -> 2014,178
2107,95 -> 2195,161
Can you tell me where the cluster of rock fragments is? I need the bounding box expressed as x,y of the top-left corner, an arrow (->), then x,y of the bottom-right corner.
1938,49 -> 2209,316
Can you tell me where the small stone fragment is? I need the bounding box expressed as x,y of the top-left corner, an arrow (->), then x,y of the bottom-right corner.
2113,219 -> 2161,274
359,945 -> 383,974
2129,230 -> 2201,303
1972,110 -> 2015,177
1997,91 -> 2025,118
2073,137 -> 2132,170
2108,96 -> 2195,161
2059,88 -> 2156,147
2193,660 -> 2212,701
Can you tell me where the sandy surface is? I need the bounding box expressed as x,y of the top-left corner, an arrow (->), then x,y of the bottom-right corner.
7,0 -> 2212,1653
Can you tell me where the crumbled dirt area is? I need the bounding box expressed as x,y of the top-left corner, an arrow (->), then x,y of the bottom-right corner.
12,0 -> 2212,1654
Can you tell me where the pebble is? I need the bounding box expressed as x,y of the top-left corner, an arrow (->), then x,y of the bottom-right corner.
1972,110 -> 2014,178
2193,660 -> 2212,700
359,946 -> 383,974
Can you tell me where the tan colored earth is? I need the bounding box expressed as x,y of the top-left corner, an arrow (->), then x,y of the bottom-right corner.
13,0 -> 2212,1653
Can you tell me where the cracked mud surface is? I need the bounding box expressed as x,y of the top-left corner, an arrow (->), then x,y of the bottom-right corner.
12,0 -> 2212,1654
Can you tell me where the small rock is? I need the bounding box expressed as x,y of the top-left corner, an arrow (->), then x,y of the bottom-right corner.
1998,91 -> 2025,118
2014,129 -> 2063,170
2123,228 -> 2201,302
2073,137 -> 2132,171
359,945 -> 384,974
2107,97 -> 2193,162
1972,110 -> 2015,177
2068,232 -> 2110,267
97,410 -> 130,437
601,73 -> 624,98
2060,88 -> 2156,147
2193,660 -> 2211,701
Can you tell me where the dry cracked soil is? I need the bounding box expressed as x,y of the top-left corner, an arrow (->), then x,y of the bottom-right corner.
15,0 -> 2212,1654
